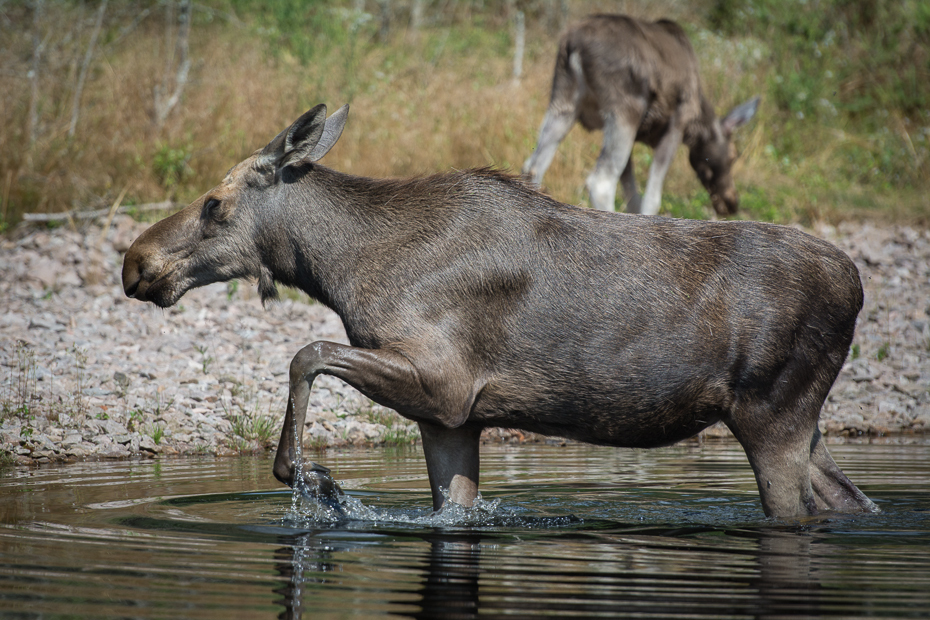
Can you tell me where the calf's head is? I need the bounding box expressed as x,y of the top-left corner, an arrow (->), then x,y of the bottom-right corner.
122,104 -> 349,308
689,96 -> 759,216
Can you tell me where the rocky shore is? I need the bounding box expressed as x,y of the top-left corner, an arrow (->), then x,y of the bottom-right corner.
1,215 -> 928,465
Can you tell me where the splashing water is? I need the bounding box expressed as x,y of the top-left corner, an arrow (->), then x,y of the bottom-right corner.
283,483 -> 582,530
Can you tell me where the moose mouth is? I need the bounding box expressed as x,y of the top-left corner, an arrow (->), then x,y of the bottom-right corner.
124,270 -> 186,308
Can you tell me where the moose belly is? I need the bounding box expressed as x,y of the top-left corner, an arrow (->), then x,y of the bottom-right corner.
470,375 -> 730,449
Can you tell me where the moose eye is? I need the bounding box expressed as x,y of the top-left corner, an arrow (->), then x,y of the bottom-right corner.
204,198 -> 222,219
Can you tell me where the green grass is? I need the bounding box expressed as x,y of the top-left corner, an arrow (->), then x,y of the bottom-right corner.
365,404 -> 419,446
1,0 -> 926,229
149,423 -> 165,445
230,411 -> 278,445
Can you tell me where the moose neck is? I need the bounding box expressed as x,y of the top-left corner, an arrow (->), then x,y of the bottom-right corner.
682,95 -> 719,154
259,165 -> 440,322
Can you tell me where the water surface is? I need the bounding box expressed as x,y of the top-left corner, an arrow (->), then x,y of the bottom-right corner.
1,440 -> 928,619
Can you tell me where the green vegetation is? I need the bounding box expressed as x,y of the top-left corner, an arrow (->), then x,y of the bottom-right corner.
148,423 -> 165,445
229,410 -> 278,446
365,404 -> 420,446
221,388 -> 280,452
0,0 -> 926,229
193,344 -> 214,375
1,341 -> 89,426
2,342 -> 38,420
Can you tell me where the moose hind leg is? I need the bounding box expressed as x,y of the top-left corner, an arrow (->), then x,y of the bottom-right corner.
736,427 -> 819,518
809,430 -> 879,513
523,106 -> 577,186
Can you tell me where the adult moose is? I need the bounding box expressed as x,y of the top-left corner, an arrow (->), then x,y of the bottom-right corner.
523,14 -> 759,216
122,104 -> 878,519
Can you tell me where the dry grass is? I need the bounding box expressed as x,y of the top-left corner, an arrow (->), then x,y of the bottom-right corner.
1,0 -> 926,227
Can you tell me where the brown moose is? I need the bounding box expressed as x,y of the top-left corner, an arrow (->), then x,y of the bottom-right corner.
523,14 -> 759,216
122,104 -> 877,519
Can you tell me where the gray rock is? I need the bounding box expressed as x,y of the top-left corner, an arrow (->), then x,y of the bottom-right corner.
2,220 -> 928,464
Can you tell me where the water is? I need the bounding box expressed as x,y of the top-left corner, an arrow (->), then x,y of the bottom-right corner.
1,440 -> 929,619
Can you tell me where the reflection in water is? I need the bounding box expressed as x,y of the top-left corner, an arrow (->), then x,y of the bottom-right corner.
758,532 -> 825,619
1,443 -> 929,618
270,518 -> 843,619
412,536 -> 481,620
274,532 -> 486,620
273,532 -> 338,620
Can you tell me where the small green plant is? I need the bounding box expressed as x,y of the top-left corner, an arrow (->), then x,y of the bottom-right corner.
151,388 -> 174,418
226,280 -> 239,300
224,393 -> 279,448
876,342 -> 890,362
5,345 -> 29,418
307,434 -> 330,451
381,424 -> 419,446
194,344 -> 214,375
365,404 -> 418,446
149,423 -> 165,445
850,343 -> 861,360
128,409 -> 144,431
230,411 -> 278,445
69,345 -> 89,421
0,450 -> 17,469
152,142 -> 193,193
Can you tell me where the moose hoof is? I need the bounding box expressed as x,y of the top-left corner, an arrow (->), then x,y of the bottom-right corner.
299,461 -> 346,516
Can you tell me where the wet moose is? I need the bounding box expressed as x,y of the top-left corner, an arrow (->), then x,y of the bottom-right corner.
122,104 -> 877,518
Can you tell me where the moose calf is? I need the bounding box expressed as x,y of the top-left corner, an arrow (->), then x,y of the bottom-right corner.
524,14 -> 758,216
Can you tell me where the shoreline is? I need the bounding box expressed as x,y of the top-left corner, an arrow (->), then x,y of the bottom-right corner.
2,216 -> 928,467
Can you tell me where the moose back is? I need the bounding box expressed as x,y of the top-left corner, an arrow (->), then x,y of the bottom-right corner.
122,104 -> 877,518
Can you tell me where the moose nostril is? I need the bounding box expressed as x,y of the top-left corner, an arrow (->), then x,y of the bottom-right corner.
124,279 -> 139,298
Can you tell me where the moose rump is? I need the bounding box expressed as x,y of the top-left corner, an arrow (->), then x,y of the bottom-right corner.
122,104 -> 876,519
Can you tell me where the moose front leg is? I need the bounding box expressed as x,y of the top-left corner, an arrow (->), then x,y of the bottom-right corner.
639,117 -> 683,216
273,340 -> 483,502
418,421 -> 483,511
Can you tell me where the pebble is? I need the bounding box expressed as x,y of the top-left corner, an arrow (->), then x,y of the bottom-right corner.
1,216 -> 928,465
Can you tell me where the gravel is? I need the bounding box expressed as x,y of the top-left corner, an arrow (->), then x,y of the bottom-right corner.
1,215 -> 928,465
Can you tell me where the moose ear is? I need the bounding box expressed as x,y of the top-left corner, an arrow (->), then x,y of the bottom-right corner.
260,104 -> 349,170
721,96 -> 760,137
308,104 -> 349,162
279,104 -> 328,169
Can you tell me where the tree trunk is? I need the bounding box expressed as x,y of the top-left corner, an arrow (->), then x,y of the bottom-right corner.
69,0 -> 108,139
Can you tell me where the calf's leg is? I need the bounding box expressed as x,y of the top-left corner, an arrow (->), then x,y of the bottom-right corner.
639,118 -> 683,216
586,116 -> 637,212
524,49 -> 586,186
619,159 -> 641,213
523,106 -> 576,186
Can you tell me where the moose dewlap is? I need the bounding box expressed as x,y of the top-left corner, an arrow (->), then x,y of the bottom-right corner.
122,104 -> 878,519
